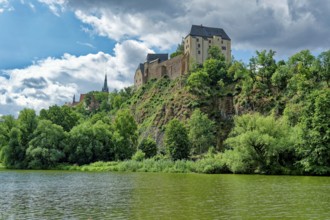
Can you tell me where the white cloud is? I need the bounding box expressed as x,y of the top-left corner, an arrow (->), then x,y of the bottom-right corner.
0,40 -> 153,116
47,0 -> 329,55
38,0 -> 66,16
0,0 -> 14,13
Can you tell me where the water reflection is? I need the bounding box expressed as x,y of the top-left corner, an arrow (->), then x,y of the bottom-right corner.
0,171 -> 329,219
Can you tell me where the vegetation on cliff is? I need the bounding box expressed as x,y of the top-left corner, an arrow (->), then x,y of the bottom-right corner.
0,48 -> 329,175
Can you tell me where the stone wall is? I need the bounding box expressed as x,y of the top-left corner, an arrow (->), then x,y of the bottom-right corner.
134,53 -> 189,88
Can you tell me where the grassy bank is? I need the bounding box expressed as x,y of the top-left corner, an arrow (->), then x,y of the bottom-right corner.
56,157 -> 228,174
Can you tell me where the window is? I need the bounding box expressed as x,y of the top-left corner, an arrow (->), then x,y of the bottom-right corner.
222,46 -> 226,50
198,50 -> 201,54
221,40 -> 223,44
208,40 -> 211,43
209,45 -> 211,48
198,43 -> 200,48
196,38 -> 199,42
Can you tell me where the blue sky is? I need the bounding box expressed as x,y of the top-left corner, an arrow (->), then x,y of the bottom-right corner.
0,0 -> 115,70
0,0 -> 329,116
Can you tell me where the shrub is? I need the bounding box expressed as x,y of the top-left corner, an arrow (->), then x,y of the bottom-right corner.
138,138 -> 157,158
132,150 -> 145,161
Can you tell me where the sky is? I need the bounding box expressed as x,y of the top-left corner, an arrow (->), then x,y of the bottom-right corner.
0,0 -> 329,116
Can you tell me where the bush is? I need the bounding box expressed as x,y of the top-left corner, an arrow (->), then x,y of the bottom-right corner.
138,138 -> 157,158
132,150 -> 145,161
164,119 -> 190,160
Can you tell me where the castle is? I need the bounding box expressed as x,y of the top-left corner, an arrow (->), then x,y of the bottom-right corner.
134,25 -> 231,87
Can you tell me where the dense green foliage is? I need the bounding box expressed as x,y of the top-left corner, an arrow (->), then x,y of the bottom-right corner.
188,109 -> 215,155
138,137 -> 157,158
164,119 -> 190,160
0,47 -> 329,175
223,114 -> 297,174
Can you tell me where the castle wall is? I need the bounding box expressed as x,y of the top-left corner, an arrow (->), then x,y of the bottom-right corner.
134,54 -> 191,88
145,61 -> 162,81
134,69 -> 144,87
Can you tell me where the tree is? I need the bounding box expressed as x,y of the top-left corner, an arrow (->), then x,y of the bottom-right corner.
298,89 -> 330,175
164,119 -> 190,160
224,113 -> 296,174
188,109 -> 215,154
252,50 -> 277,85
208,46 -> 223,60
26,120 -> 66,169
204,52 -> 227,86
0,115 -> 16,150
39,105 -> 80,132
138,137 -> 157,158
186,70 -> 211,97
316,50 -> 330,87
113,109 -> 138,160
287,50 -> 316,95
170,42 -> 184,58
18,108 -> 38,145
67,120 -> 114,165
1,128 -> 25,168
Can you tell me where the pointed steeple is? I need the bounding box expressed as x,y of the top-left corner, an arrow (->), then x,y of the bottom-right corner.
73,94 -> 76,104
102,74 -> 109,93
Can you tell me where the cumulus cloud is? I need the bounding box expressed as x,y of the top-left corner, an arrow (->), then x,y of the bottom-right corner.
0,40 -> 153,116
39,0 -> 330,55
3,0 -> 330,116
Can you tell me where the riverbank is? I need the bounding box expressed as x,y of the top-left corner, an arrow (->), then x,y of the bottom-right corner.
55,157 -> 227,174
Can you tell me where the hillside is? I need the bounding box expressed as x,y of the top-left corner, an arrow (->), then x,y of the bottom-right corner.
0,48 -> 329,175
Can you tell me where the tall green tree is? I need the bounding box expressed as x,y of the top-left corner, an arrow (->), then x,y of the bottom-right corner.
18,108 -> 38,147
164,119 -> 190,160
316,50 -> 330,87
26,120 -> 66,169
67,120 -> 114,165
188,109 -> 215,154
40,105 -> 80,132
298,89 -> 330,175
113,109 -> 138,160
0,115 -> 16,151
1,128 -> 25,168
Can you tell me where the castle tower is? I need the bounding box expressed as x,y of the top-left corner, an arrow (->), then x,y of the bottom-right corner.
102,74 -> 109,93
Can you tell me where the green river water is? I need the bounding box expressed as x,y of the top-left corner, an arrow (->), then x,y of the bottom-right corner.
0,170 -> 329,219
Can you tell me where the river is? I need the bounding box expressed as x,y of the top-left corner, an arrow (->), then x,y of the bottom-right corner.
0,170 -> 329,219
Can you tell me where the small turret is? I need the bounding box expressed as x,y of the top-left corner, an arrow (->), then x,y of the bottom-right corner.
102,74 -> 109,93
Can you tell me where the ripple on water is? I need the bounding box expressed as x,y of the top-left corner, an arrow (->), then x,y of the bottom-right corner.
0,171 -> 330,219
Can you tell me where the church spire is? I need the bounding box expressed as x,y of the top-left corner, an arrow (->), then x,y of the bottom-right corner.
102,74 -> 109,93
73,94 -> 76,104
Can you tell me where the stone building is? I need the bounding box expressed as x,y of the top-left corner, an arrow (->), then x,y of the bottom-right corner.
134,25 -> 231,88
184,24 -> 231,64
